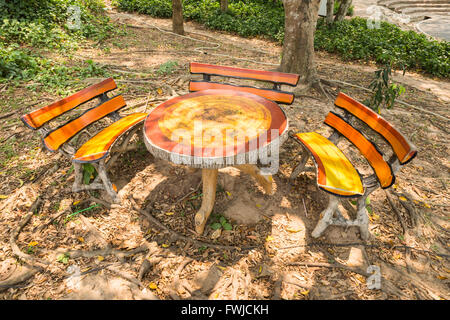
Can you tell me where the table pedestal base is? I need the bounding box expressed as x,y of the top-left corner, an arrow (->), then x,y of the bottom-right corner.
194,165 -> 274,234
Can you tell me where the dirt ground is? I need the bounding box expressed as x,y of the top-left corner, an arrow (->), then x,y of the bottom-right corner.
0,8 -> 449,300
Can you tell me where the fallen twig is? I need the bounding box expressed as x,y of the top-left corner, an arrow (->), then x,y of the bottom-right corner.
175,181 -> 202,205
385,190 -> 407,234
0,111 -> 16,120
65,244 -> 150,260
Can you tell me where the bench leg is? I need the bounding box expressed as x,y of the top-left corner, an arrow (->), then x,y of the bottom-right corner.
72,160 -> 119,203
97,159 -> 120,203
355,185 -> 378,240
311,187 -> 378,240
311,194 -> 340,238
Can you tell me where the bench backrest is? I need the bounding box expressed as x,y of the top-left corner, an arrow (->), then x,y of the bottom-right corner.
334,92 -> 417,165
21,78 -> 128,152
43,95 -> 127,152
324,111 -> 395,188
189,62 -> 299,104
21,78 -> 117,130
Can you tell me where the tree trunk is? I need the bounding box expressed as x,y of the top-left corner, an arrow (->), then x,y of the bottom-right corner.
326,0 -> 335,25
334,0 -> 352,22
172,0 -> 184,35
280,0 -> 321,89
220,0 -> 228,13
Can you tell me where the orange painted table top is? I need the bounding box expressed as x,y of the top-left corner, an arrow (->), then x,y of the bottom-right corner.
143,89 -> 288,168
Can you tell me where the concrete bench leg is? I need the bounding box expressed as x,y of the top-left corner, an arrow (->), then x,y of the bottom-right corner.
72,160 -> 120,203
311,195 -> 339,238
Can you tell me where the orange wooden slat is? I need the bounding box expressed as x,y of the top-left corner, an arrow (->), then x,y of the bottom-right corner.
21,78 -> 117,129
334,92 -> 417,164
73,113 -> 147,163
190,62 -> 300,86
324,112 -> 394,188
189,81 -> 295,104
43,95 -> 127,152
295,132 -> 364,197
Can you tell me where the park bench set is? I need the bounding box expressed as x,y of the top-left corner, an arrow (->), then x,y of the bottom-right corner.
20,62 -> 417,240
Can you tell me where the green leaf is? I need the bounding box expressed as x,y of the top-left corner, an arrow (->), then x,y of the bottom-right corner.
82,163 -> 96,185
219,216 -> 227,225
223,223 -> 232,231
211,222 -> 222,230
57,253 -> 69,264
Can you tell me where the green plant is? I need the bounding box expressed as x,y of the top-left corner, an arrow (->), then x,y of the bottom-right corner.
363,64 -> 406,113
365,197 -> 373,214
210,215 -> 232,231
156,60 -> 179,75
57,253 -> 70,264
82,163 -> 98,185
0,0 -> 119,88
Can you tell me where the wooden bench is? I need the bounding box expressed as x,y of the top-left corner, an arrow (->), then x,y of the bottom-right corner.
290,92 -> 417,240
189,62 -> 299,104
21,78 -> 147,203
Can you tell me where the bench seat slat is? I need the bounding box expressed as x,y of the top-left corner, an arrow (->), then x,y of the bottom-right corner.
295,132 -> 364,197
21,78 -> 117,130
43,95 -> 127,152
189,81 -> 295,104
190,62 -> 299,86
324,112 -> 395,189
73,112 -> 147,163
334,92 -> 417,164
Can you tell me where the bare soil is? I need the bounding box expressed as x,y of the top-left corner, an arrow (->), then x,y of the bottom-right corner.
0,9 -> 448,300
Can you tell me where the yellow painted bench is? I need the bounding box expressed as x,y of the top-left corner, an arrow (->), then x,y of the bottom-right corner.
291,92 -> 417,240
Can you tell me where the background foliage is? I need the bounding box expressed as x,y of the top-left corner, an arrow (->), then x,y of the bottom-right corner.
0,0 -> 116,88
114,0 -> 449,78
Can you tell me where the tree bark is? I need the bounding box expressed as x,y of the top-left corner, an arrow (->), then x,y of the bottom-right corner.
326,0 -> 335,25
280,0 -> 321,89
220,0 -> 228,13
334,0 -> 352,22
172,0 -> 184,35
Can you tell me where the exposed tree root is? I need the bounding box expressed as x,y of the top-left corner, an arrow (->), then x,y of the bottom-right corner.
0,266 -> 39,292
168,256 -> 194,299
9,197 -> 49,270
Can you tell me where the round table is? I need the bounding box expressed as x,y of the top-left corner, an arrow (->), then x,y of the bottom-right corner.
143,89 -> 288,234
